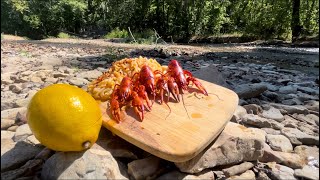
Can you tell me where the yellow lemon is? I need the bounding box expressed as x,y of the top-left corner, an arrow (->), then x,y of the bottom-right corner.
27,84 -> 102,151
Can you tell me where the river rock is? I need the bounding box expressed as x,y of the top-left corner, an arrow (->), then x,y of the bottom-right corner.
294,145 -> 319,166
232,105 -> 248,121
1,107 -> 27,120
242,114 -> 284,130
294,165 -> 319,180
174,122 -> 265,173
76,70 -> 102,81
267,163 -> 297,180
269,103 -> 308,114
1,141 -> 43,172
156,170 -> 214,180
279,85 -> 297,94
13,124 -> 33,142
41,148 -> 128,180
259,143 -> 305,169
304,100 -> 319,112
306,114 -> 319,126
261,128 -> 281,135
1,119 -> 15,130
67,77 -> 89,87
243,104 -> 263,115
193,65 -> 229,88
1,130 -> 15,140
280,127 -> 319,145
292,113 -> 318,126
281,115 -> 298,128
235,83 -> 267,99
227,170 -> 255,180
266,134 -> 293,152
297,86 -> 319,95
128,156 -> 162,180
222,162 -> 254,177
261,107 -> 284,122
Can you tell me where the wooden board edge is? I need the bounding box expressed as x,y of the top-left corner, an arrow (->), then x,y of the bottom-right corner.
102,90 -> 239,162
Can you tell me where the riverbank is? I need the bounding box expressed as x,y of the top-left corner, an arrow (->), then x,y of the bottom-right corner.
1,38 -> 319,180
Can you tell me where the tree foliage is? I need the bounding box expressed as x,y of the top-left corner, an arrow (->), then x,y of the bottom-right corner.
1,0 -> 319,41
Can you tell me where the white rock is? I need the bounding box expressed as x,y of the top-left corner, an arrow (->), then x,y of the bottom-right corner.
227,170 -> 255,180
1,107 -> 27,120
266,134 -> 293,152
1,119 -> 15,130
175,122 -> 265,173
41,148 -> 128,179
128,156 -> 162,180
281,127 -> 319,146
259,143 -> 306,169
13,124 -> 33,142
156,170 -> 214,180
267,163 -> 297,180
261,107 -> 284,122
294,165 -> 319,180
243,114 -> 284,130
1,130 -> 15,140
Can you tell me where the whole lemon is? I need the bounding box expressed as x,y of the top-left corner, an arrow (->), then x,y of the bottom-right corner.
27,84 -> 102,151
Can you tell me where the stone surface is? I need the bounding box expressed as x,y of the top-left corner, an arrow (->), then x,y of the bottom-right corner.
261,107 -> 284,122
193,65 -> 230,88
235,83 -> 267,99
259,143 -> 305,169
222,162 -> 254,177
232,105 -> 248,121
243,114 -> 284,130
175,122 -> 264,173
1,141 -> 43,172
13,124 -> 33,142
266,134 -> 293,152
269,103 -> 309,114
280,127 -> 319,145
1,119 -> 15,130
156,170 -> 215,180
227,170 -> 255,180
261,128 -> 281,135
294,165 -> 319,180
1,130 -> 15,140
267,163 -> 297,180
243,104 -> 263,115
128,156 -> 162,180
41,148 -> 128,179
294,145 -> 319,167
1,107 -> 27,120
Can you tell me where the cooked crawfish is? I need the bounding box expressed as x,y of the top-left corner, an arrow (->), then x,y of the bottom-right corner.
110,75 -> 150,123
109,59 -> 208,123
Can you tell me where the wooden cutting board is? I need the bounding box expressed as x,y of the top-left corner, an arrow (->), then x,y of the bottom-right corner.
99,79 -> 238,162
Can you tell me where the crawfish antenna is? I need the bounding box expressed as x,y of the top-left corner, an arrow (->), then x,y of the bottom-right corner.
181,94 -> 191,120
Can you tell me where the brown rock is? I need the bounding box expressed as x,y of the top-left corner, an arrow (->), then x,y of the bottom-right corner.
128,156 -> 162,180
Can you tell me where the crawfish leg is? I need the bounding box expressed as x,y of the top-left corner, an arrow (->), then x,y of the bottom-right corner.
133,105 -> 145,122
187,77 -> 208,96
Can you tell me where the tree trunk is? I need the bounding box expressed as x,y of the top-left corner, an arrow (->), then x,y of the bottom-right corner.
291,0 -> 301,42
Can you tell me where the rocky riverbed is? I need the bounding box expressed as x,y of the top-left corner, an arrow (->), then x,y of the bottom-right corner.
1,39 -> 319,180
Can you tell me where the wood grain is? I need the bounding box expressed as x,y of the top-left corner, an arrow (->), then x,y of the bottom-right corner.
100,79 -> 239,162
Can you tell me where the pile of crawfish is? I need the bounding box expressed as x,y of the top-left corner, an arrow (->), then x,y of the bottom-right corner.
110,59 -> 208,123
